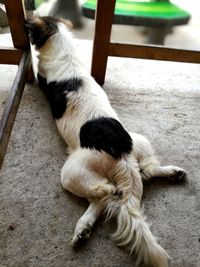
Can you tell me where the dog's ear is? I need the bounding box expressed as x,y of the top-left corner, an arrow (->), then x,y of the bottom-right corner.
24,18 -> 41,46
24,19 -> 34,30
24,21 -> 31,30
24,17 -> 43,31
59,18 -> 73,30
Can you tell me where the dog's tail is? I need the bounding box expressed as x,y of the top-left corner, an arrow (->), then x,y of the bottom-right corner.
104,161 -> 169,267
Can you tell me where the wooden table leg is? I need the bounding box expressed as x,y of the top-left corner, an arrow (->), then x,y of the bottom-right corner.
91,0 -> 116,85
0,51 -> 31,170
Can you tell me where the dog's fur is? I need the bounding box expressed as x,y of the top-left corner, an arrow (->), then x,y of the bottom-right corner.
26,16 -> 186,267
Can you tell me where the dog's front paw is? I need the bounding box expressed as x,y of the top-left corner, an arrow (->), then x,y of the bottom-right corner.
71,223 -> 92,248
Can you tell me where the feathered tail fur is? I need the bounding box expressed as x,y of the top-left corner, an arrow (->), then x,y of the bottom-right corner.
104,159 -> 169,267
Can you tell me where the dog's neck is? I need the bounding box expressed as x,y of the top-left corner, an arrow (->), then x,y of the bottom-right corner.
38,23 -> 88,83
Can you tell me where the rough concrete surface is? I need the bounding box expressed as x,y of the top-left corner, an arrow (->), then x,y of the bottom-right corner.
0,39 -> 200,267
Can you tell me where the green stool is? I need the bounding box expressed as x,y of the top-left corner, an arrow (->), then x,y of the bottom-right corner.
82,0 -> 191,45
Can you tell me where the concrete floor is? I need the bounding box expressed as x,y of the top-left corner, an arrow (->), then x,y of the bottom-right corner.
0,3 -> 200,267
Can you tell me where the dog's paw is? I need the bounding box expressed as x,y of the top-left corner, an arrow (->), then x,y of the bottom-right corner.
169,167 -> 186,181
174,169 -> 186,180
71,223 -> 92,248
90,183 -> 116,199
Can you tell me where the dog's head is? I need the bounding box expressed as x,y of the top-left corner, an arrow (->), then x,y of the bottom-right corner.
25,16 -> 72,49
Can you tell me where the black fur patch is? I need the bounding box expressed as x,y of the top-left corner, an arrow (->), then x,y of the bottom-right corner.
37,74 -> 82,119
80,117 -> 133,159
37,73 -> 47,89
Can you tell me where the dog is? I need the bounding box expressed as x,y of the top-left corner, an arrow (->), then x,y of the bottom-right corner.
25,16 -> 186,267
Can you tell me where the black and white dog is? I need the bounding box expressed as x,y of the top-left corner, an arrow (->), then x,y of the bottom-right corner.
26,16 -> 185,267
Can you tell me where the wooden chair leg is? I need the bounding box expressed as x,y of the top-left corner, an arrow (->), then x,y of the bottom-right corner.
91,0 -> 116,85
27,65 -> 35,83
5,0 -> 29,50
0,52 -> 31,170
5,0 -> 35,82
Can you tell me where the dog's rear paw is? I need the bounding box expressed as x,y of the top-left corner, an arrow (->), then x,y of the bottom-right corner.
170,167 -> 186,181
175,169 -> 186,180
71,223 -> 92,248
90,183 -> 116,199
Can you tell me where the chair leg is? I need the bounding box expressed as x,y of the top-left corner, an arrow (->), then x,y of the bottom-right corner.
5,0 -> 35,82
0,51 -> 31,170
5,0 -> 29,50
27,64 -> 35,83
91,0 -> 116,85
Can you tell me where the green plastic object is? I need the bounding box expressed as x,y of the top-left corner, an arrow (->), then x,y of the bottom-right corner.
82,0 -> 191,27
35,0 -> 43,9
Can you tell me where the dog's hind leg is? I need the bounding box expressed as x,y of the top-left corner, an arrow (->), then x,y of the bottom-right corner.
129,132 -> 186,182
61,149 -> 117,246
71,201 -> 105,247
141,164 -> 186,181
61,150 -> 116,200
